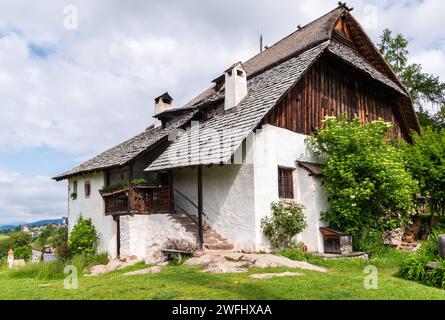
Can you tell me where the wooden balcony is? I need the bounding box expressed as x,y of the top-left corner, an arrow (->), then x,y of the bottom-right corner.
101,185 -> 171,216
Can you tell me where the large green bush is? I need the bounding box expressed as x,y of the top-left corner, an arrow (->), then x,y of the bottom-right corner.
308,116 -> 418,247
261,201 -> 307,249
68,216 -> 99,256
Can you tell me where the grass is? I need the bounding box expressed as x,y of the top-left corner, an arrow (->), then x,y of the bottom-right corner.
0,248 -> 445,300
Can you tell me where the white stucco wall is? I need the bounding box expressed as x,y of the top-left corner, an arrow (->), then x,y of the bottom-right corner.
68,172 -> 117,258
172,141 -> 257,251
253,125 -> 327,253
119,214 -> 197,262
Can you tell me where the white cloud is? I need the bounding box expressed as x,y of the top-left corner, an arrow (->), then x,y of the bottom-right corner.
0,167 -> 66,225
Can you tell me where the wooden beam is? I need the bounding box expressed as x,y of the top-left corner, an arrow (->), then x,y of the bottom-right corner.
113,216 -> 121,258
197,166 -> 204,251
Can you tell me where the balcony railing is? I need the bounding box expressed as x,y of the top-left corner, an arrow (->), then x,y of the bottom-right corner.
101,185 -> 171,216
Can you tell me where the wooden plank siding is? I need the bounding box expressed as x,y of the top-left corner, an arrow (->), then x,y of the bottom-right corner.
264,57 -> 404,139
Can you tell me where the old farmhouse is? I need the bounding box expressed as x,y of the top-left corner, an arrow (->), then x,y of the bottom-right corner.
53,4 -> 420,261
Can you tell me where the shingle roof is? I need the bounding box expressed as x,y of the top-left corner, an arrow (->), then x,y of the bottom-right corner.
297,161 -> 324,177
146,42 -> 330,172
52,111 -> 196,181
242,7 -> 343,77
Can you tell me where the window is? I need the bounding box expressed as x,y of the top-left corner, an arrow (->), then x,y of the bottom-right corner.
278,168 -> 294,199
236,69 -> 244,77
71,181 -> 78,200
85,180 -> 91,198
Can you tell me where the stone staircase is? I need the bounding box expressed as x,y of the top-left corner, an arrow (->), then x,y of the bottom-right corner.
168,213 -> 234,251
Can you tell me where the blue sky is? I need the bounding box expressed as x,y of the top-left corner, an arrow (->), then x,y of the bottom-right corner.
0,0 -> 444,225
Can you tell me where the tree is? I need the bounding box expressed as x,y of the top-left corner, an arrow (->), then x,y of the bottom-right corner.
51,226 -> 71,259
399,127 -> 445,225
68,216 -> 99,256
378,29 -> 445,112
37,224 -> 57,246
308,116 -> 418,247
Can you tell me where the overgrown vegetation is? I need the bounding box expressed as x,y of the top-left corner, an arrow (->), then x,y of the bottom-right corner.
308,116 -> 418,250
9,253 -> 109,280
261,201 -> 307,249
398,230 -> 445,289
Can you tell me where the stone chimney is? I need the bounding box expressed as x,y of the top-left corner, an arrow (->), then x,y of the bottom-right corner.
224,62 -> 247,111
153,92 -> 173,127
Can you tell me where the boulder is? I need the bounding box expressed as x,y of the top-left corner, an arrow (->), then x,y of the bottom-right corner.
185,251 -> 327,273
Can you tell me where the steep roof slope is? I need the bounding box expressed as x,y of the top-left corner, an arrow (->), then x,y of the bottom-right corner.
146,42 -> 330,171
53,111 -> 196,181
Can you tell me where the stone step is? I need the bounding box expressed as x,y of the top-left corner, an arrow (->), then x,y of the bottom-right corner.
168,213 -> 234,252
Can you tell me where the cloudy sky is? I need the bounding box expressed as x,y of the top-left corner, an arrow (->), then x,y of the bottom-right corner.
0,0 -> 443,225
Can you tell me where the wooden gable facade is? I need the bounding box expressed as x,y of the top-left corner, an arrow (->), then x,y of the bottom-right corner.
264,16 -> 409,140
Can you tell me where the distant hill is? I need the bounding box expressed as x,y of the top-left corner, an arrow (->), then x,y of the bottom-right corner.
0,218 -> 65,231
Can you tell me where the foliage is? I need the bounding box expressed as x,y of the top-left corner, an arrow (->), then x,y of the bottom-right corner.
379,29 -> 445,110
399,127 -> 445,222
307,116 -> 418,246
51,226 -> 71,259
85,252 -> 109,266
261,201 -> 307,249
9,232 -> 32,248
37,224 -> 57,246
398,230 -> 445,288
9,253 -> 107,280
13,246 -> 32,260
68,216 -> 99,256
70,192 -> 77,200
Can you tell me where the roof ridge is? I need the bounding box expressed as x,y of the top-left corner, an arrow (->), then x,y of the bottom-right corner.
258,6 -> 343,54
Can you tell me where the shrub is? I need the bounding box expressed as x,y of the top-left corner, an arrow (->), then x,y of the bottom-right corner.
51,226 -> 71,259
308,116 -> 418,248
37,224 -> 57,246
398,230 -> 445,288
164,239 -> 197,252
68,216 -> 99,256
261,201 -> 307,249
13,246 -> 32,260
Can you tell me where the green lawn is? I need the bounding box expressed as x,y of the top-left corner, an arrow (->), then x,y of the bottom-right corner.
0,249 -> 444,300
